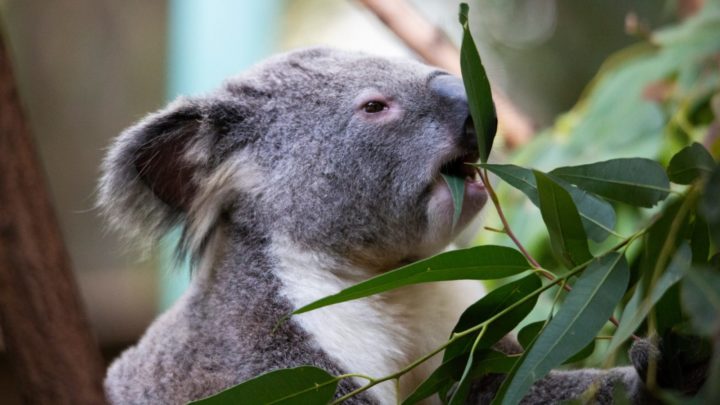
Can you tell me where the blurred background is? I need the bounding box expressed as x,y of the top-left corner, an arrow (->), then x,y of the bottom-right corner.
0,0 -> 713,402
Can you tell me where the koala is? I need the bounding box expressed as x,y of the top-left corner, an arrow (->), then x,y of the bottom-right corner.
100,47 -> 662,404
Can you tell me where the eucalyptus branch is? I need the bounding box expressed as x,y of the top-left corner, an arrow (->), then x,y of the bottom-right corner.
478,168 -> 632,331
332,256 -> 603,404
479,168 -> 543,270
331,184 -> 654,403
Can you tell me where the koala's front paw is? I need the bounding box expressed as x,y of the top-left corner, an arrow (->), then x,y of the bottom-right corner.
629,334 -> 710,397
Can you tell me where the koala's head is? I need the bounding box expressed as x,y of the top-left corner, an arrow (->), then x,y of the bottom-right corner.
99,48 -> 488,270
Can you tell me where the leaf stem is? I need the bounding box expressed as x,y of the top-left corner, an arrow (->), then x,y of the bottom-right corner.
479,169 -> 542,270
483,226 -> 506,234
479,168 -> 638,334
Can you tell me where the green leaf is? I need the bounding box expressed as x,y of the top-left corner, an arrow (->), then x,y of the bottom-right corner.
516,321 -> 544,350
403,351 -> 514,405
480,164 -> 617,242
608,243 -> 691,353
293,246 -> 529,315
403,356 -> 464,405
534,171 -> 593,268
690,217 -> 710,265
459,3 -> 497,162
441,173 -> 465,230
494,253 -> 630,405
443,275 -> 541,363
517,321 -> 594,364
700,165 -> 720,247
667,142 -> 716,184
188,366 -> 337,405
681,267 -> 720,336
550,158 -> 671,207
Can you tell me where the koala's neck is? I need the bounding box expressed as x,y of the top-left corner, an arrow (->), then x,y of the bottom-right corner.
189,227 -> 481,405
267,234 -> 483,405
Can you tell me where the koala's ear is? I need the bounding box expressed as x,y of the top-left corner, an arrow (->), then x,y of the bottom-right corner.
98,97 -> 214,245
132,101 -> 203,210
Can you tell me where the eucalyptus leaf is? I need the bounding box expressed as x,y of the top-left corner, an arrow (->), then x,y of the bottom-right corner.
534,171 -> 593,268
443,274 -> 541,362
690,217 -> 710,265
667,142 -> 716,184
550,158 -> 671,207
441,173 -> 465,230
494,253 -> 630,405
448,342 -> 480,405
459,3 -> 497,162
681,267 -> 720,336
188,366 -> 337,405
479,164 -> 617,242
293,246 -> 529,315
700,165 -> 720,247
517,320 -> 594,364
608,243 -> 691,353
517,321 -> 544,352
403,351 -> 514,405
403,355 -> 466,405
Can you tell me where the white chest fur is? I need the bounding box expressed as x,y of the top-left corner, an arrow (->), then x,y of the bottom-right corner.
271,239 -> 484,404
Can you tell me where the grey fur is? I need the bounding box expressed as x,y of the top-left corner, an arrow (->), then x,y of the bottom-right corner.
100,48 -> 655,404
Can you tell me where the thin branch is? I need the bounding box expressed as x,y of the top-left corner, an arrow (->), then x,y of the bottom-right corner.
478,168 -> 629,332
479,169 -> 541,269
355,0 -> 535,147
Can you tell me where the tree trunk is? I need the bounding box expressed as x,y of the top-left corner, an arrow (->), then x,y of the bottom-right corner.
0,32 -> 107,404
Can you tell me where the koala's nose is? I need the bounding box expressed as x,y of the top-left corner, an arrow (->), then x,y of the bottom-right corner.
429,73 -> 469,123
429,74 -> 467,105
428,74 -> 476,149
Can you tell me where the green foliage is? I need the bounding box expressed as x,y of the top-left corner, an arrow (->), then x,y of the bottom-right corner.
494,253 -> 630,405
479,163 -> 617,242
700,165 -> 720,246
682,268 -> 720,336
458,2 -> 497,163
194,3 -> 720,405
292,245 -> 529,315
188,366 -> 337,405
667,142 -> 716,184
609,243 -> 691,353
534,170 -> 593,268
549,159 -> 670,208
403,350 -> 514,405
443,274 -> 541,362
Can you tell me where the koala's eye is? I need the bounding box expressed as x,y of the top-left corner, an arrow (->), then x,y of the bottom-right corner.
362,101 -> 387,113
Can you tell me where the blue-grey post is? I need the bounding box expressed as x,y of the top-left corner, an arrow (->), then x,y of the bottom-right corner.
161,0 -> 281,310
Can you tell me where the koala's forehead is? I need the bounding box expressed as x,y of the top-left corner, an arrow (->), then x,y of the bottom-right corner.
224,48 -> 437,98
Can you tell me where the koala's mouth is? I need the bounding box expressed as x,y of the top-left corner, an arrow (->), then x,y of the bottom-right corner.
439,152 -> 479,180
438,116 -> 480,181
440,153 -> 478,179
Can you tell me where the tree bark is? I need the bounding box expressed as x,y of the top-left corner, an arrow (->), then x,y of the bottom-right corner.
0,32 -> 107,404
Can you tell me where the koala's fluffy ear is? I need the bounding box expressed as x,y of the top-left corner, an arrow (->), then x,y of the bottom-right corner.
99,97 -> 222,249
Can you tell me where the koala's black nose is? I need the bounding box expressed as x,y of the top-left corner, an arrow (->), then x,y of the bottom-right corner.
429,74 -> 467,105
428,74 -> 476,150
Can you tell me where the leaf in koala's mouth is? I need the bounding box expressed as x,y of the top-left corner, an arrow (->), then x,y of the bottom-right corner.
441,173 -> 465,230
459,3 -> 498,163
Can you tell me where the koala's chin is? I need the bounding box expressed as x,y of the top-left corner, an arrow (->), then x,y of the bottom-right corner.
418,174 -> 488,257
